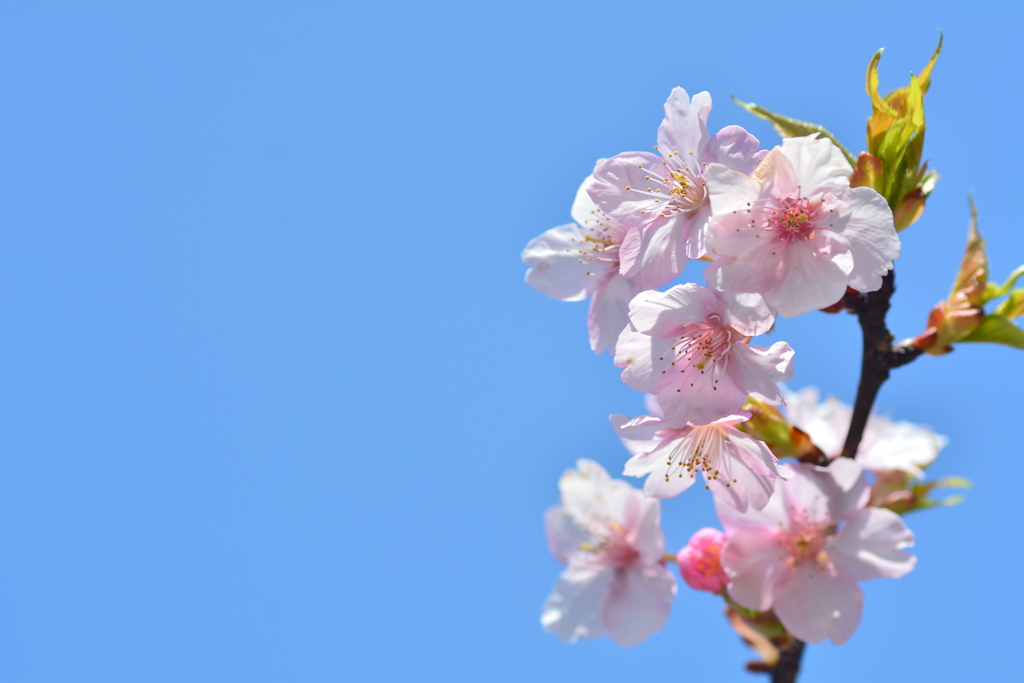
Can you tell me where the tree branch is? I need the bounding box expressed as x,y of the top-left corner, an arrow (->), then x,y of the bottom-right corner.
771,641 -> 805,683
769,268 -> 923,683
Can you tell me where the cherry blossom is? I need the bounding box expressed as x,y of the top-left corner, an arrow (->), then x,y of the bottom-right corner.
718,459 -> 916,645
522,174 -> 648,354
783,386 -> 947,477
677,528 -> 729,593
587,88 -> 765,287
614,284 -> 794,426
704,135 -> 900,317
542,459 -> 677,646
612,410 -> 792,511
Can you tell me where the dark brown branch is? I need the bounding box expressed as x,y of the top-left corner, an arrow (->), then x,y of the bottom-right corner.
771,641 -> 805,683
769,269 -> 923,683
839,270 -> 923,459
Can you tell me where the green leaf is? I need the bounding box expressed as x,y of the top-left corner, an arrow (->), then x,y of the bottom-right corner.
994,289 -> 1024,319
986,264 -> 1024,301
912,475 -> 971,512
959,314 -> 1024,350
731,96 -> 856,167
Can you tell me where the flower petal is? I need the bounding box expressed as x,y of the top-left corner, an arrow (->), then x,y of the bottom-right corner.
832,507 -> 916,580
615,325 -> 668,394
703,125 -> 764,175
657,87 -> 711,158
631,497 -> 666,564
773,567 -> 863,645
636,435 -> 702,499
628,284 -> 718,338
589,151 -> 674,230
834,186 -> 900,293
715,480 -> 790,534
727,341 -> 795,405
611,413 -> 666,443
588,272 -> 648,355
721,526 -> 787,611
541,566 -> 613,642
707,453 -> 774,512
602,564 -> 676,647
780,135 -> 853,196
617,215 -> 692,287
522,224 -> 606,301
721,291 -> 776,337
545,506 -> 584,566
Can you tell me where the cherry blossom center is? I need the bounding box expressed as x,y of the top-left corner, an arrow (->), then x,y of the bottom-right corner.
778,511 -> 832,570
567,224 -> 624,276
579,521 -> 639,570
665,314 -> 735,390
656,425 -> 740,491
767,198 -> 820,243
668,164 -> 708,213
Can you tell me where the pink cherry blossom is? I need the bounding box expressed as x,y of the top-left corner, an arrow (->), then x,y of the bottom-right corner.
612,410 -> 792,511
522,173 -> 649,354
718,459 -> 916,645
587,88 -> 765,287
614,284 -> 794,426
677,528 -> 729,593
542,459 -> 677,646
783,386 -> 947,477
704,135 -> 900,317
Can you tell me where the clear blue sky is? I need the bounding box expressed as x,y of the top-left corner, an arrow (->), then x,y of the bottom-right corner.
2,2 -> 1022,681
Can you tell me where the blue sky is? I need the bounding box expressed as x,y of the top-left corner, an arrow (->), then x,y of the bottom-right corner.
2,2 -> 1022,681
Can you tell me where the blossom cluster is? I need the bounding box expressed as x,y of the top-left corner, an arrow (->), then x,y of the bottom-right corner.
522,82 -> 964,654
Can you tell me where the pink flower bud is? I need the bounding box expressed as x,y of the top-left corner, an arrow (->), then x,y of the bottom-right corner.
677,528 -> 728,593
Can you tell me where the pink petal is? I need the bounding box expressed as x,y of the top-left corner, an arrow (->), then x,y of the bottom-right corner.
589,151 -> 674,230
544,507 -> 582,566
657,354 -> 750,427
631,497 -> 667,564
703,125 -> 764,175
706,452 -> 774,513
703,162 -> 761,217
773,566 -> 863,645
715,479 -> 791,534
617,215 -> 692,287
832,507 -> 916,580
541,566 -> 613,642
615,325 -> 667,394
721,526 -> 787,611
833,186 -> 900,293
780,135 -> 853,196
721,291 -> 776,338
820,457 -> 871,522
610,413 -> 666,443
636,435 -> 701,499
588,272 -> 647,355
602,563 -> 676,647
761,237 -> 853,318
628,284 -> 718,338
522,223 -> 606,301
727,341 -> 794,404
656,87 -> 711,159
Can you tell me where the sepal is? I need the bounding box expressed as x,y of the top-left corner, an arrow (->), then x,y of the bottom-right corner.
868,469 -> 971,514
739,398 -> 828,465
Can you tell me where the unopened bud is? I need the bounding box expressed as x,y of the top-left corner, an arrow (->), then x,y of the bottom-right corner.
678,528 -> 729,593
